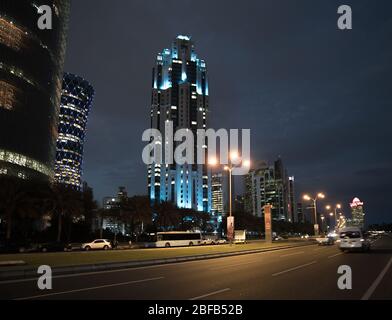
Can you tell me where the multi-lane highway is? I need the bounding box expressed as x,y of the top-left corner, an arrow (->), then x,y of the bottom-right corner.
0,235 -> 391,300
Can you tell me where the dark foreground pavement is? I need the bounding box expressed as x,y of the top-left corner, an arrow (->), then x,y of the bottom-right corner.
0,235 -> 391,300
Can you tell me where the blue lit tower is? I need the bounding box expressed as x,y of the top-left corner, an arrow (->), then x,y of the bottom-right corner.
148,35 -> 211,213
55,73 -> 94,190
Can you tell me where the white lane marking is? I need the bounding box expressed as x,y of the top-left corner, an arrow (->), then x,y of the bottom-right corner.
280,251 -> 304,258
14,277 -> 164,300
211,260 -> 260,271
272,261 -> 317,277
328,252 -> 344,259
362,257 -> 392,300
0,245 -> 317,285
189,288 -> 231,301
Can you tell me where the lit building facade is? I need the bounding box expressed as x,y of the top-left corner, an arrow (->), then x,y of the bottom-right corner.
349,197 -> 365,229
54,73 -> 94,190
211,172 -> 228,216
0,1 -> 70,181
244,159 -> 291,221
100,187 -> 128,235
148,35 -> 211,213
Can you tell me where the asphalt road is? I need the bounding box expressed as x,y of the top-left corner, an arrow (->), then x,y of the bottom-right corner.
0,235 -> 391,300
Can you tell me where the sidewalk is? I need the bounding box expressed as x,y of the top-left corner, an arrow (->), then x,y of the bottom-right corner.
0,240 -> 316,281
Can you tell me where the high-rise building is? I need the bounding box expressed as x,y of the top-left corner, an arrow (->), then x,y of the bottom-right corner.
148,35 -> 211,212
244,159 -> 291,221
0,1 -> 70,181
54,73 -> 94,190
100,187 -> 128,235
211,172 -> 229,216
297,202 -> 304,223
349,197 -> 365,229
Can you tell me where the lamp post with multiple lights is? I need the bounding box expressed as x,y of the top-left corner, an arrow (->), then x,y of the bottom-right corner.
326,204 -> 342,229
303,193 -> 326,236
209,151 -> 250,242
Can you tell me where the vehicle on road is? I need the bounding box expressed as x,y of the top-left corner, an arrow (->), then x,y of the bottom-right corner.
81,239 -> 112,251
155,232 -> 202,248
337,227 -> 371,252
215,239 -> 227,245
234,230 -> 246,244
38,242 -> 72,252
0,241 -> 39,254
201,238 -> 215,245
316,236 -> 335,246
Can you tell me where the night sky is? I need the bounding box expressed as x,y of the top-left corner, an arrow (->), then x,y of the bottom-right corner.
64,0 -> 392,224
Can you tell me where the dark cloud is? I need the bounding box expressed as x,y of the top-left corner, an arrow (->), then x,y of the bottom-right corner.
65,0 -> 392,224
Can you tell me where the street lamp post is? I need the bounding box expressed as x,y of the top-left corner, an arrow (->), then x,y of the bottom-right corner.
303,193 -> 325,236
209,152 -> 250,242
326,204 -> 342,229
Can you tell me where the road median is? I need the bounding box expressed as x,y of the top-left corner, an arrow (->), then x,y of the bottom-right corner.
0,240 -> 316,281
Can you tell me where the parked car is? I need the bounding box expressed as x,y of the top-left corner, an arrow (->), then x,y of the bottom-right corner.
38,242 -> 72,253
81,239 -> 112,251
0,241 -> 39,254
337,227 -> 371,252
215,239 -> 227,245
201,238 -> 215,245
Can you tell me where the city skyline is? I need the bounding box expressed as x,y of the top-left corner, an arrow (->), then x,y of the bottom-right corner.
64,0 -> 392,224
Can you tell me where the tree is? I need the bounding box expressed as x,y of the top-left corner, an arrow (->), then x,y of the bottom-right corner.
153,201 -> 181,231
0,176 -> 33,241
49,184 -> 83,242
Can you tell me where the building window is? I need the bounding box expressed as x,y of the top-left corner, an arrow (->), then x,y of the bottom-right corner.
0,81 -> 19,110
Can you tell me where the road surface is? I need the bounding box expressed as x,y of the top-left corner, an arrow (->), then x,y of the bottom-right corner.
0,235 -> 391,300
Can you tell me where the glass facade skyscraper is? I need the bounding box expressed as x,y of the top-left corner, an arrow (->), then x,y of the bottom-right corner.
244,159 -> 292,221
0,0 -> 70,181
55,73 -> 94,190
148,35 -> 211,212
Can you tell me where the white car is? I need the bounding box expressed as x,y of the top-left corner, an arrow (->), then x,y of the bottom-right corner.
337,227 -> 371,252
82,239 -> 112,251
201,239 -> 215,245
216,239 -> 227,245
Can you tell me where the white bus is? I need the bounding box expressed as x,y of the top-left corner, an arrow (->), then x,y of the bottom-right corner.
155,231 -> 202,248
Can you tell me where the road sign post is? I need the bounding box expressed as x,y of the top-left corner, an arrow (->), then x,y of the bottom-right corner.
227,216 -> 235,243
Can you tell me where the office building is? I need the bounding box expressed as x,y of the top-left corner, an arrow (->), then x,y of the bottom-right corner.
244,159 -> 292,221
0,1 -> 70,181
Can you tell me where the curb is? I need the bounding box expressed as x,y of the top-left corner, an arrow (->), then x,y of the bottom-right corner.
0,242 -> 316,282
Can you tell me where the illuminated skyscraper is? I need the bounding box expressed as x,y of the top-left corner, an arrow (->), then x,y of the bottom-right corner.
148,35 -> 211,212
0,0 -> 70,181
211,172 -> 229,215
349,197 -> 365,229
244,159 -> 291,221
54,73 -> 94,190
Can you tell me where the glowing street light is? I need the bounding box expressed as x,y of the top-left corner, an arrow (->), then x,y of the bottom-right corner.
303,193 -> 326,236
326,203 -> 342,229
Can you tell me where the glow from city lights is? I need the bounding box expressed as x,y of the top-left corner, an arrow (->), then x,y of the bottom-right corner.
230,151 -> 238,161
208,157 -> 217,166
